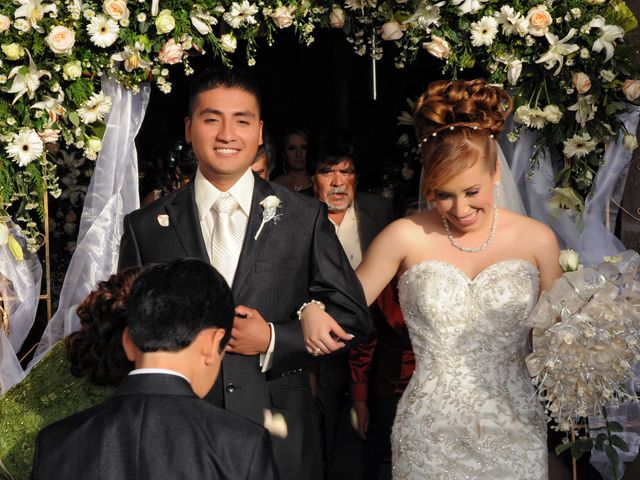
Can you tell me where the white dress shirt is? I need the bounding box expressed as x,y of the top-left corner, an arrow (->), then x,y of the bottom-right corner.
194,167 -> 275,372
330,204 -> 363,270
129,368 -> 191,384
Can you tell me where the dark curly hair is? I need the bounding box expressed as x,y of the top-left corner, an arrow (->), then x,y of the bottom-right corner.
64,267 -> 140,386
413,79 -> 512,197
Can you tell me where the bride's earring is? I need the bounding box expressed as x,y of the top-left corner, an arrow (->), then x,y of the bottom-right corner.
494,181 -> 502,198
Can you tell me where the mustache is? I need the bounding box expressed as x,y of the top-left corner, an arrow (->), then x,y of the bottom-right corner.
328,187 -> 348,195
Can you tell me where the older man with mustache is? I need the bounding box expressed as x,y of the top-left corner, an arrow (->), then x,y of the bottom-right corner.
308,136 -> 394,479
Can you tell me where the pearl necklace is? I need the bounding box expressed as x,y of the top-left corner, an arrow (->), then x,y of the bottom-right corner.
441,207 -> 498,253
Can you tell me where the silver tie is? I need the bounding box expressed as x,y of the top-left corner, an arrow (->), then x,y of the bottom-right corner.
210,193 -> 242,287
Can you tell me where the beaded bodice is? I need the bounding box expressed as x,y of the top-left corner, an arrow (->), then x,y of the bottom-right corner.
391,259 -> 548,480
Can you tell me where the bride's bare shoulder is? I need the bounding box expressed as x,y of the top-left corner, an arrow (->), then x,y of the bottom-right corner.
501,209 -> 558,248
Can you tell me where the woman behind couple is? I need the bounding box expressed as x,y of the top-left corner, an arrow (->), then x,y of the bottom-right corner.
302,79 -> 562,479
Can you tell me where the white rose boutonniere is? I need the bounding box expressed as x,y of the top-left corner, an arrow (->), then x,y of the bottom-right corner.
254,195 -> 281,240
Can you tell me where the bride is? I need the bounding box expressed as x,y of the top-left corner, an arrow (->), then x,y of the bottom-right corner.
301,79 -> 562,479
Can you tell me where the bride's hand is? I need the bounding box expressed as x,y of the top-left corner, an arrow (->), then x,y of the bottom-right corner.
301,303 -> 354,355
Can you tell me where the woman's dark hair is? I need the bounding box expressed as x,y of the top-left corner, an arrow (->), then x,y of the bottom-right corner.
64,267 -> 140,386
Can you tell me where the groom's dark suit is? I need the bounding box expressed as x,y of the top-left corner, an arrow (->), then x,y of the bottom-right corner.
118,173 -> 371,480
31,374 -> 278,480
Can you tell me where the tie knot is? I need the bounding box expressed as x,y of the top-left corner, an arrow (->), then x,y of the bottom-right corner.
212,193 -> 238,214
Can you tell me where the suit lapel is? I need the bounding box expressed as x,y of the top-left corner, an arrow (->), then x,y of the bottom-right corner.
356,198 -> 378,252
232,176 -> 277,299
165,183 -> 209,262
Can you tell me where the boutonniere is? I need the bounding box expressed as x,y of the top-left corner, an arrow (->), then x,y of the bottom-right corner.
157,214 -> 170,227
254,195 -> 282,240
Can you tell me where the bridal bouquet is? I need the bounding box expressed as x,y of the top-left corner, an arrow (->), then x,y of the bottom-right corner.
526,250 -> 640,434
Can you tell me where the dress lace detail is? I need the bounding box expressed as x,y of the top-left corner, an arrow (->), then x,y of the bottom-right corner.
392,259 -> 547,480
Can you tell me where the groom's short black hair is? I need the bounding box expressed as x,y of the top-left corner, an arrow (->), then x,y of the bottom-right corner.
188,67 -> 262,116
125,259 -> 234,352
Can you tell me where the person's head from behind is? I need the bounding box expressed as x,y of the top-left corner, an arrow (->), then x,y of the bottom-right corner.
282,127 -> 310,172
122,259 -> 235,398
310,136 -> 357,214
185,68 -> 263,189
251,130 -> 275,180
65,267 -> 141,386
414,79 -> 511,235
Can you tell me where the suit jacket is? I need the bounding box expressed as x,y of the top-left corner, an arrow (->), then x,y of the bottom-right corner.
31,374 -> 279,480
118,173 -> 371,480
354,191 -> 395,254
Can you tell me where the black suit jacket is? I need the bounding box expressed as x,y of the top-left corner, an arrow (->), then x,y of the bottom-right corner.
354,191 -> 395,253
118,174 -> 371,480
31,374 -> 279,480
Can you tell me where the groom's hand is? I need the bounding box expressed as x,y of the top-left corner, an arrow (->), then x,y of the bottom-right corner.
226,305 -> 271,355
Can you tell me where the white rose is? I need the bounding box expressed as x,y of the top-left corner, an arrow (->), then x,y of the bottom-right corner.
86,137 -> 102,159
329,7 -> 345,28
624,133 -> 638,151
623,79 -> 640,102
158,38 -> 184,64
270,6 -> 294,29
571,72 -> 591,94
260,195 -> 281,210
423,35 -> 450,60
514,105 -> 532,126
220,33 -> 237,53
2,43 -> 25,60
103,0 -> 129,20
63,60 -> 82,79
543,104 -> 563,124
263,409 -> 288,439
155,9 -> 175,34
0,14 -> 11,32
46,25 -> 75,55
39,129 -> 60,143
559,248 -> 580,272
381,21 -> 403,41
526,5 -> 552,37
0,223 -> 8,246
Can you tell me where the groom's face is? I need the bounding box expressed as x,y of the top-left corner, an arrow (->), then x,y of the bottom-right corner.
185,87 -> 263,188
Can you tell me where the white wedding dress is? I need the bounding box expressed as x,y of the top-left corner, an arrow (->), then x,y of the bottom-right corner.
391,259 -> 548,480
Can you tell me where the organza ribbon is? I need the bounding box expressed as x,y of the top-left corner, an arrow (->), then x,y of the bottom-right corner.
28,76 -> 150,370
0,223 -> 42,394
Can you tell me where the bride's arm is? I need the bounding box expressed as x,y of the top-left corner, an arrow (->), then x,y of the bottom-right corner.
533,223 -> 563,293
301,220 -> 409,354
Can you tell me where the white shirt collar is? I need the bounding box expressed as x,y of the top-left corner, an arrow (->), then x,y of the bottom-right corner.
129,368 -> 191,384
194,167 -> 255,220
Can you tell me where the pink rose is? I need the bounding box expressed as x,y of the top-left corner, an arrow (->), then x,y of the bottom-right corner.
623,79 -> 640,102
423,35 -> 451,60
158,38 -> 184,65
381,21 -> 403,41
572,72 -> 591,94
39,129 -> 60,144
526,5 -> 552,37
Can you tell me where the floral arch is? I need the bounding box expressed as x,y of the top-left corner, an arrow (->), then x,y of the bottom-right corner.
0,0 -> 638,249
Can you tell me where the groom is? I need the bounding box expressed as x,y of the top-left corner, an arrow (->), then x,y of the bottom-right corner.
118,68 -> 371,480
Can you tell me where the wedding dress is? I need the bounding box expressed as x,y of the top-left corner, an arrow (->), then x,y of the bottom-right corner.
391,259 -> 547,479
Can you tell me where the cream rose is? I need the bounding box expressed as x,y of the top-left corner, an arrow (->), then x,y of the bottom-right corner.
39,129 -> 60,143
0,14 -> 11,32
270,6 -> 294,29
63,60 -> 82,79
381,21 -> 403,41
103,0 -> 129,21
623,79 -> 640,102
46,25 -> 75,55
423,35 -> 451,60
158,38 -> 183,64
2,43 -> 25,60
526,5 -> 552,37
624,133 -> 638,151
559,248 -> 580,272
571,72 -> 591,94
543,105 -> 563,123
329,7 -> 345,28
155,9 -> 175,34
220,33 -> 237,53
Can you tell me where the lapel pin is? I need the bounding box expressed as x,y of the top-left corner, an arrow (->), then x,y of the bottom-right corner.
157,214 -> 170,227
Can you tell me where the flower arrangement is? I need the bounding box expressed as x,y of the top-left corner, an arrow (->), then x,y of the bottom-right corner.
0,0 -> 638,250
526,249 -> 640,474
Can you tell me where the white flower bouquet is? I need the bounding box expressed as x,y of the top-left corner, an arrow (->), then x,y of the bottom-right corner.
526,250 -> 640,474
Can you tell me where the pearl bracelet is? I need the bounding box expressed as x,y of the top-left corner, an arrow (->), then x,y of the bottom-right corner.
297,300 -> 326,321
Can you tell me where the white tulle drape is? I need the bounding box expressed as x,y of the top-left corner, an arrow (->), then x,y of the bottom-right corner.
506,106 -> 640,267
0,225 -> 42,393
28,77 -> 149,370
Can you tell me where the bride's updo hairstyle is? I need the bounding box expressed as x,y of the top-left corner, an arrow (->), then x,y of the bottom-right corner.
413,79 -> 512,198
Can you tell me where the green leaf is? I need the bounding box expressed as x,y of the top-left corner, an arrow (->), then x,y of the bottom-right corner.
605,444 -> 620,465
68,111 -> 80,128
595,433 -> 608,450
608,421 -> 624,433
555,442 -> 573,455
610,435 -> 629,452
